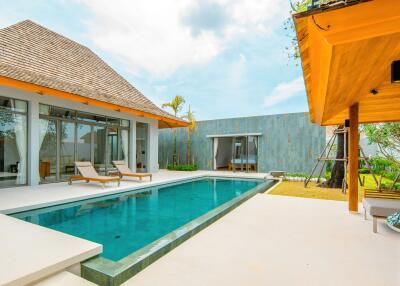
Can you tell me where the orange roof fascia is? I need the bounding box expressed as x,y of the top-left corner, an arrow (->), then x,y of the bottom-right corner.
0,76 -> 189,128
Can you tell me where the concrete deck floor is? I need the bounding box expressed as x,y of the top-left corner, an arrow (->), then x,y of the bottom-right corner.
0,170 -> 268,214
123,194 -> 400,286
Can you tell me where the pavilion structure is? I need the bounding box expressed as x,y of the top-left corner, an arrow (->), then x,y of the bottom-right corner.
293,0 -> 400,211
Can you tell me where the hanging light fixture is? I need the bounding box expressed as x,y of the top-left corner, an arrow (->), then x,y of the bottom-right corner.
391,60 -> 400,83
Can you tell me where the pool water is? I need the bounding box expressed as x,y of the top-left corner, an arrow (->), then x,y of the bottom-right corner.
12,177 -> 262,261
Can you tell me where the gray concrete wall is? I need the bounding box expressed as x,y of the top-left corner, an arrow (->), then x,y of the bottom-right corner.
159,112 -> 326,173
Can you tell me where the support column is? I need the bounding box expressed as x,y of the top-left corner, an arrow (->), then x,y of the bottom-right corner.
348,103 -> 359,212
28,99 -> 40,186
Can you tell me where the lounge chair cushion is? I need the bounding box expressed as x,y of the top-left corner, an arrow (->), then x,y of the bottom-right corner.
363,198 -> 400,217
75,161 -> 107,178
113,160 -> 132,174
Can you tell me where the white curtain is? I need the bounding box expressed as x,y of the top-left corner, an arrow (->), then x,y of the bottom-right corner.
121,129 -> 129,165
213,138 -> 219,170
37,119 -> 49,181
14,113 -> 27,185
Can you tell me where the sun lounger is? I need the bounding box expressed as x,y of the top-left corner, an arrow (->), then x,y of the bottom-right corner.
69,161 -> 120,187
363,189 -> 400,232
112,160 -> 152,181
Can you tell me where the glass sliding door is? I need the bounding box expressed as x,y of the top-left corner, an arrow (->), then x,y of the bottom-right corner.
107,127 -> 119,172
93,125 -> 106,174
0,96 -> 27,188
59,121 -> 76,181
39,118 -> 57,183
232,136 -> 247,171
136,122 -> 148,172
76,124 -> 92,162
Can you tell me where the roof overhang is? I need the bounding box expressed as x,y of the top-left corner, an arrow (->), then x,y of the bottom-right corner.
293,0 -> 400,126
0,76 -> 189,129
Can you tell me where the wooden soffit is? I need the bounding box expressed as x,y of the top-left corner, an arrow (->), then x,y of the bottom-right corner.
294,0 -> 400,126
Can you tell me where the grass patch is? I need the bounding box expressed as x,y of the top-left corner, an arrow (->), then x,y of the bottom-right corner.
269,174 -> 394,202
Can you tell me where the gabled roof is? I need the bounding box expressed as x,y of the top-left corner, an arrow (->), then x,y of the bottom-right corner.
0,20 -> 188,128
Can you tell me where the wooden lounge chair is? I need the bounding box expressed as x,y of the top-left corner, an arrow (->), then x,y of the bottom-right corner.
69,161 -> 120,187
112,160 -> 152,181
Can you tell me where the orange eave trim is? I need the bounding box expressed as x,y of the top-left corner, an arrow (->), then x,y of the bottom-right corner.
0,76 -> 189,128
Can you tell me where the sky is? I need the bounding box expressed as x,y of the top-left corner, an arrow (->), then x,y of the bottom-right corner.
0,0 -> 308,120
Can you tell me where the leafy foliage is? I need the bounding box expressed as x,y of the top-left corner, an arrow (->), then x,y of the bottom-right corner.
363,123 -> 400,165
167,164 -> 198,171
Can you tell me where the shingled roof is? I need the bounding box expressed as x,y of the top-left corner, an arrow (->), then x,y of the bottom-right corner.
0,20 -> 187,128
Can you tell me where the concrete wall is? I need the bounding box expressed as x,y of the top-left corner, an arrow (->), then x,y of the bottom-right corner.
159,112 -> 326,174
0,85 -> 160,186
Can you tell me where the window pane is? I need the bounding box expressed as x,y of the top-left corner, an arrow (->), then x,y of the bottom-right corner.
0,110 -> 27,187
93,126 -> 106,174
121,119 -> 130,127
39,119 -> 57,183
77,112 -> 106,124
15,100 -> 27,113
50,106 -> 75,119
107,117 -> 119,126
0,96 -> 27,113
59,121 -> 75,181
77,124 -> 92,162
39,104 -> 50,116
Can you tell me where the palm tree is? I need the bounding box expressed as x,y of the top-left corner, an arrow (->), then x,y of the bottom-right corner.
182,106 -> 196,164
162,95 -> 185,164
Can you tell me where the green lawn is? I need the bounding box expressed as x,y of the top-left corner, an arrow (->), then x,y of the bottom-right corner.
268,174 -> 393,202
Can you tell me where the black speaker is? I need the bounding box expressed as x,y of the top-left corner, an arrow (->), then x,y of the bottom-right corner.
392,60 -> 400,83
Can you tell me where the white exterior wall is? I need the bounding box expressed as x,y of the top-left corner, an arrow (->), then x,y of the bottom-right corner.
0,85 -> 160,186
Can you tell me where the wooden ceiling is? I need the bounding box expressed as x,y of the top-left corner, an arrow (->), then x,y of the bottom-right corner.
294,0 -> 400,126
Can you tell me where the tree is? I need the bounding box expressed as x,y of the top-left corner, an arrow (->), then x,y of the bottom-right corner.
288,0 -> 346,189
162,95 -> 185,164
363,123 -> 400,165
182,106 -> 196,164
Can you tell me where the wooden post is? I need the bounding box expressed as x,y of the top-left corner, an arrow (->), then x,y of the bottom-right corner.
348,103 -> 359,212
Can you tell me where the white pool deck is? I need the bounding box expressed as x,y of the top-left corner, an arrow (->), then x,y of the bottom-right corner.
0,170 -> 398,286
123,195 -> 400,286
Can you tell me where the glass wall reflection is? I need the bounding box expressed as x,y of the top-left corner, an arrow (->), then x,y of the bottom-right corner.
0,96 -> 27,188
39,104 -> 130,183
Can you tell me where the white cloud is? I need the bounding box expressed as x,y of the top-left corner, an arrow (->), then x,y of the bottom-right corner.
264,77 -> 305,108
78,0 -> 290,78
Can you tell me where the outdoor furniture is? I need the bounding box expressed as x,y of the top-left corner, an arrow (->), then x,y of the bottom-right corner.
362,190 -> 400,233
270,171 -> 284,178
112,161 -> 152,181
387,212 -> 400,233
69,161 -> 120,187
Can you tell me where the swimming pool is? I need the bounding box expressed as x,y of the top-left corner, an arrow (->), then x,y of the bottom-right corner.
11,177 -> 274,285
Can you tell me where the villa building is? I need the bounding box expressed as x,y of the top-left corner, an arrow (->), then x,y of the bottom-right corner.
0,20 -> 188,188
159,112 -> 326,174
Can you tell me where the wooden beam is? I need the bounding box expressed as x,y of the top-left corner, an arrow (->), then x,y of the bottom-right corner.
348,103 -> 359,212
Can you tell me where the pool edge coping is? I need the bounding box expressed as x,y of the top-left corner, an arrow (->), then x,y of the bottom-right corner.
80,179 -> 276,286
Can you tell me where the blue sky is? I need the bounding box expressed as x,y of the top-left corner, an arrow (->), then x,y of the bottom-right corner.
0,0 -> 308,120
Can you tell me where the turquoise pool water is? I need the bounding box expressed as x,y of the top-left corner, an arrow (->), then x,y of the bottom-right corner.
12,177 -> 262,261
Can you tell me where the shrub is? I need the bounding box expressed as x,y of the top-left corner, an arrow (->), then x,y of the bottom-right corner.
381,172 -> 398,181
358,168 -> 370,174
167,164 -> 198,171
